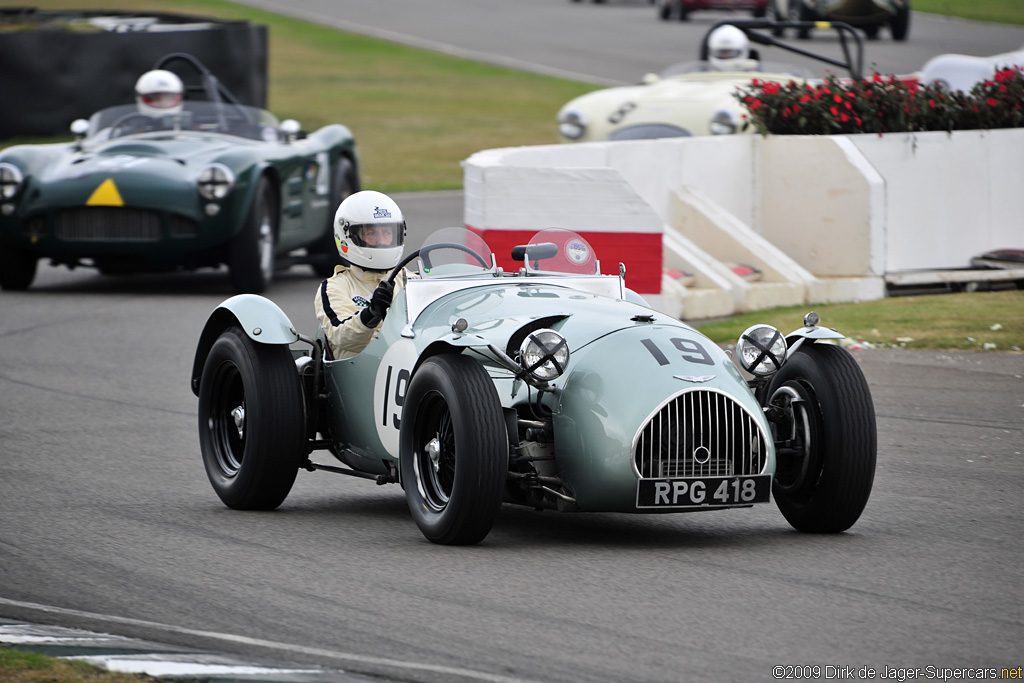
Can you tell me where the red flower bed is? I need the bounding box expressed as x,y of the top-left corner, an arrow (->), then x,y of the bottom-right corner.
735,67 -> 1024,135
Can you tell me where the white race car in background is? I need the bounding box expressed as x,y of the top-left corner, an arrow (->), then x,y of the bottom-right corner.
919,45 -> 1024,92
557,19 -> 864,143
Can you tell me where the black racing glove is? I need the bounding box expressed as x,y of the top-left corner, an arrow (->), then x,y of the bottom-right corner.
359,280 -> 394,327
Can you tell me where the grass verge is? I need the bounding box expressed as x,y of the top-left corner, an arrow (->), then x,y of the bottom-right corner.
695,289 -> 1023,352
4,0 -> 596,192
0,646 -> 155,683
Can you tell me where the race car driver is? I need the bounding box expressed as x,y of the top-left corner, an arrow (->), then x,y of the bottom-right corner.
314,190 -> 407,360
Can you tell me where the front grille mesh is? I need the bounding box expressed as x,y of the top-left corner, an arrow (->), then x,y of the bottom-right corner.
634,389 -> 768,478
54,208 -> 161,241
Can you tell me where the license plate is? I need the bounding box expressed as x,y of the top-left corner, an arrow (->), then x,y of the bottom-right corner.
636,475 -> 772,509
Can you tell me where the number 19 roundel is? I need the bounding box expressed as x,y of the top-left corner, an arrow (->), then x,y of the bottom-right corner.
373,339 -> 419,458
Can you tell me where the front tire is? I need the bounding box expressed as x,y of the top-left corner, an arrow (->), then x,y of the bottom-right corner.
229,176 -> 276,294
765,343 -> 876,533
400,354 -> 508,545
791,0 -> 812,39
198,326 -> 305,510
0,244 -> 38,290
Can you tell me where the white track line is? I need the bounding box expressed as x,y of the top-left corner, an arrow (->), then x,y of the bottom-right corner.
0,597 -> 544,683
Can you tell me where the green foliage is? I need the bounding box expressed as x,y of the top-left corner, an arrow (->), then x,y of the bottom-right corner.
736,67 -> 1024,135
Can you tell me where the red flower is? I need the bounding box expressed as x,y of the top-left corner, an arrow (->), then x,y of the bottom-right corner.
988,98 -> 999,107
834,94 -> 843,103
929,99 -> 935,108
840,113 -> 849,122
800,94 -> 811,103
830,106 -> 839,116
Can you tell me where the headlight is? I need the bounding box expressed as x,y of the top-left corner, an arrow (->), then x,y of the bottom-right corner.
736,325 -> 787,376
197,163 -> 235,200
519,329 -> 570,381
709,108 -> 740,135
557,109 -> 587,140
0,163 -> 24,200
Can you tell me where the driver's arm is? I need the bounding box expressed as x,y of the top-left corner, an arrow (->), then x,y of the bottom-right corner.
314,272 -> 404,360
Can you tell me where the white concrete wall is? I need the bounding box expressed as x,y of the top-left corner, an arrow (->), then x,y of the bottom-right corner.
463,127 -> 1024,315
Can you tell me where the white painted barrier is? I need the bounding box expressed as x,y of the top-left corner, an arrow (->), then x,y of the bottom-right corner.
462,128 -> 1024,319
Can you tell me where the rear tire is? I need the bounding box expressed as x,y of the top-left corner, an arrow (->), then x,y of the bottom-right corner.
890,5 -> 910,41
765,344 -> 876,533
229,176 -> 276,294
198,326 -> 305,510
400,354 -> 507,545
0,244 -> 38,290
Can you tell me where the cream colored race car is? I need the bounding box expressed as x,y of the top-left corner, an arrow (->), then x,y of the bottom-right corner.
557,19 -> 863,143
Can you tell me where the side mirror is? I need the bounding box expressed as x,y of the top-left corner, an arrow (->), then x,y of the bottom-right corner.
280,119 -> 301,143
70,119 -> 89,139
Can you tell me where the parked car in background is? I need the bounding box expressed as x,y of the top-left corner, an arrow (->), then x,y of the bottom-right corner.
657,0 -> 768,21
0,53 -> 359,292
557,19 -> 863,143
770,0 -> 910,40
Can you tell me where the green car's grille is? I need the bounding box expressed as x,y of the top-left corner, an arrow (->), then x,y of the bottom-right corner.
634,389 -> 768,479
53,207 -> 162,241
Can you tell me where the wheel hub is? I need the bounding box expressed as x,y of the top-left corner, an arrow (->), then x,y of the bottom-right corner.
426,437 -> 441,473
231,405 -> 246,440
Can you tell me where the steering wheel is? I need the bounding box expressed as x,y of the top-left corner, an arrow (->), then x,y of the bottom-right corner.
108,113 -> 158,139
387,242 -> 490,284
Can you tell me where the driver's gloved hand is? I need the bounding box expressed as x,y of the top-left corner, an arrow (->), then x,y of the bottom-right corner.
360,280 -> 394,327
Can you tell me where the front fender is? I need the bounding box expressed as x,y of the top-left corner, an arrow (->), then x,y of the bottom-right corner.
785,324 -> 845,353
190,294 -> 299,395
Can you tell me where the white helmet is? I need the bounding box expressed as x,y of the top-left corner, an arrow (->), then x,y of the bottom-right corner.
708,25 -> 750,71
333,190 -> 406,270
135,70 -> 184,116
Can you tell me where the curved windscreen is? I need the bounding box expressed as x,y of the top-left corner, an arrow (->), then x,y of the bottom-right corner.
415,227 -> 494,278
87,102 -> 282,142
516,228 -> 599,276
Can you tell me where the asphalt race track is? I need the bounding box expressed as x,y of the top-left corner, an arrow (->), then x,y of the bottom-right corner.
2,3 -> 1024,682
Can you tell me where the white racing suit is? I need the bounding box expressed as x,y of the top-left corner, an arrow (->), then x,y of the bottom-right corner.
314,264 -> 405,360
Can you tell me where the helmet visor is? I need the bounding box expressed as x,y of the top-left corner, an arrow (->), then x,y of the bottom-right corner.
712,48 -> 742,60
349,221 -> 405,249
141,92 -> 183,109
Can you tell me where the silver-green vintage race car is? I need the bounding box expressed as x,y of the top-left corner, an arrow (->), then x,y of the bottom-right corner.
0,53 -> 358,292
191,228 -> 877,545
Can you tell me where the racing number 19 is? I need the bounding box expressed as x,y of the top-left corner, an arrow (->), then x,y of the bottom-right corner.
381,365 -> 410,429
641,338 -> 714,366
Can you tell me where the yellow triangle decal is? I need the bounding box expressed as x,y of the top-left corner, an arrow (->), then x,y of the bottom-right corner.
86,178 -> 124,207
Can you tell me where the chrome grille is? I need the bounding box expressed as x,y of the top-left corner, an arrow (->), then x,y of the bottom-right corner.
634,389 -> 768,478
54,208 -> 161,241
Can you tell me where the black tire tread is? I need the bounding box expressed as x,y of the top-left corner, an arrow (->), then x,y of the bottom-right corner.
401,354 -> 507,545
199,327 -> 305,510
771,343 -> 877,533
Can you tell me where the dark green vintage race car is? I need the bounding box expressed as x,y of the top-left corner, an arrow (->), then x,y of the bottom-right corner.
0,54 -> 359,292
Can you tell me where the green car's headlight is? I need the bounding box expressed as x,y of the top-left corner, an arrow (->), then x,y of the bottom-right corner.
709,108 -> 740,135
736,325 -> 787,376
0,163 -> 24,200
197,163 -> 235,200
557,109 -> 587,140
519,329 -> 570,381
